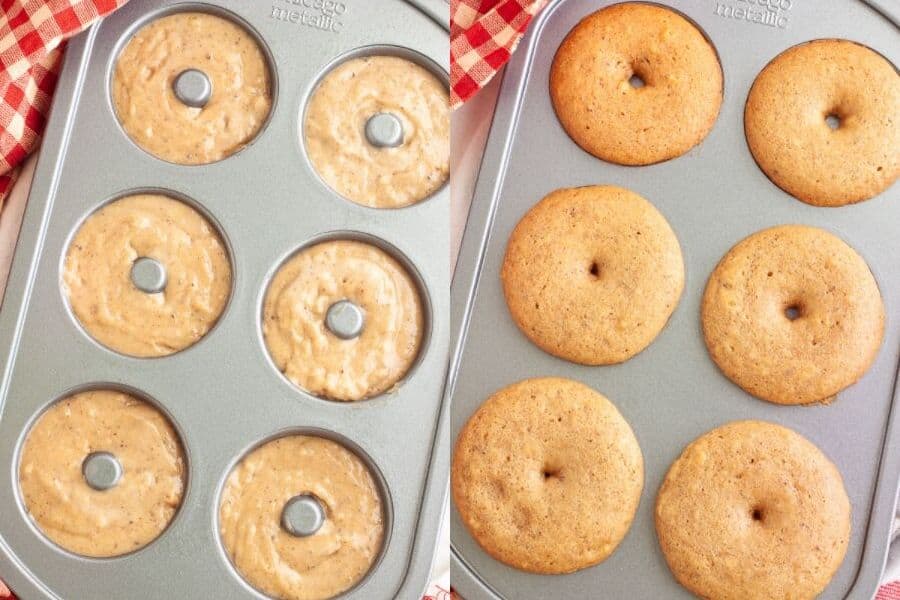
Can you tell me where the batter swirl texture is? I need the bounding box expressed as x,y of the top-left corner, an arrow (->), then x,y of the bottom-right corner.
113,12 -> 272,165
305,56 -> 449,208
219,435 -> 384,600
263,240 -> 423,401
64,193 -> 232,358
19,389 -> 185,558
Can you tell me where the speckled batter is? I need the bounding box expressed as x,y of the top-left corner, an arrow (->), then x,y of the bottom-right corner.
64,194 -> 232,358
263,240 -> 423,401
19,389 -> 185,558
304,56 -> 449,208
112,12 -> 272,164
219,435 -> 384,600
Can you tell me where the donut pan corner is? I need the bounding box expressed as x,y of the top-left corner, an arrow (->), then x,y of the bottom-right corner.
449,1 -> 899,598
0,1 -> 450,598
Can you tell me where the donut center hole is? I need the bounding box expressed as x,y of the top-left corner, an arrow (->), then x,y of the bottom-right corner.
541,466 -> 561,481
750,507 -> 765,522
784,303 -> 804,321
130,257 -> 167,294
589,261 -> 601,279
825,113 -> 841,130
628,73 -> 646,89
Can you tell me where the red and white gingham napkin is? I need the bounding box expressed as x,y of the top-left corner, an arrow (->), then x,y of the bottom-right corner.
450,0 -> 548,108
881,582 -> 900,600
0,0 -> 127,207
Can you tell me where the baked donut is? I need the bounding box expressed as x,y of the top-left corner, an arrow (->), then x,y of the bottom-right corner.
702,225 -> 884,405
550,3 -> 723,165
219,435 -> 384,600
113,12 -> 272,164
656,420 -> 851,600
262,240 -> 423,401
19,389 -> 185,557
64,194 -> 232,358
305,55 -> 449,208
745,39 -> 900,206
501,185 -> 684,365
452,377 -> 643,574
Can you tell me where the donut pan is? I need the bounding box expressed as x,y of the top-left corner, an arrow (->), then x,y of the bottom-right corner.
0,0 -> 449,598
450,1 -> 899,598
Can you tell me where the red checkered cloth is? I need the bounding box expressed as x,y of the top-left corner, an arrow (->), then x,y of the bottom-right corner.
450,0 -> 548,109
0,0 -> 127,209
881,581 -> 900,600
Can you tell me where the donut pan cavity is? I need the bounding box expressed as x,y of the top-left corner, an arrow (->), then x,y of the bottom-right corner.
0,0 -> 449,598
450,1 -> 899,599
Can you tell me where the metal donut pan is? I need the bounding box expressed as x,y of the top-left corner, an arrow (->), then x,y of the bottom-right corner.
0,0 -> 450,598
449,0 -> 899,598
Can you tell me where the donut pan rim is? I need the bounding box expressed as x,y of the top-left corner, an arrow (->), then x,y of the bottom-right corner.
0,0 -> 451,599
449,1 -> 900,599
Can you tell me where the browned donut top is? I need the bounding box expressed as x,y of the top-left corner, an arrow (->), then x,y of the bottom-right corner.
452,377 -> 643,574
656,420 -> 851,600
502,185 -> 684,365
702,225 -> 884,405
550,2 -> 723,165
745,39 -> 900,206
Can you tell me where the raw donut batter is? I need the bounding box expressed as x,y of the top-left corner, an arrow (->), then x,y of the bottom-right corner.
219,435 -> 384,600
263,240 -> 423,401
112,12 -> 272,164
19,389 -> 185,558
304,56 -> 449,208
64,193 -> 232,358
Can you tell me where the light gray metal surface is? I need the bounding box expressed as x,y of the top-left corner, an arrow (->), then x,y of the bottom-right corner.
172,68 -> 213,109
366,113 -> 405,148
0,1 -> 450,598
130,256 -> 167,294
82,452 -> 123,492
449,1 -> 900,598
326,299 -> 366,340
281,494 -> 326,538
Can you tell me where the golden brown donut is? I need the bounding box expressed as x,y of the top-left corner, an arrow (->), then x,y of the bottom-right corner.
656,421 -> 851,600
702,225 -> 884,405
452,377 -> 643,574
745,39 -> 900,206
550,3 -> 723,165
501,185 -> 684,365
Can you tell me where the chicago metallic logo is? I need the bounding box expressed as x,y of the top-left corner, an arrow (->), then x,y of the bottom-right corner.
269,0 -> 347,33
713,0 -> 792,29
